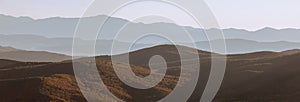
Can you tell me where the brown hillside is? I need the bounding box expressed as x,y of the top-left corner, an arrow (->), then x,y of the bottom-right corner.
0,45 -> 300,101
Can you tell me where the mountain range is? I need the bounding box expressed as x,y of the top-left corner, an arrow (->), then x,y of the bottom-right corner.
1,12 -> 300,102
1,14 -> 300,55
1,34 -> 300,55
1,14 -> 300,42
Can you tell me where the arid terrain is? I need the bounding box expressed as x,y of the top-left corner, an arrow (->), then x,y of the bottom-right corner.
0,45 -> 300,102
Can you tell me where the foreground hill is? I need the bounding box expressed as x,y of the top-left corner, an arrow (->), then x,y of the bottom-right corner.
0,45 -> 300,101
215,51 -> 300,101
0,46 -> 70,62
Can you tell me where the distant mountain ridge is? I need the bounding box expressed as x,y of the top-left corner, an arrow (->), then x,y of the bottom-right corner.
1,14 -> 300,42
1,34 -> 300,55
1,14 -> 300,55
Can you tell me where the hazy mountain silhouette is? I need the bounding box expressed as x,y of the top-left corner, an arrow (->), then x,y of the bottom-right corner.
1,45 -> 300,101
1,14 -> 300,42
1,34 -> 300,55
195,39 -> 300,54
0,34 -> 155,56
2,14 -> 300,55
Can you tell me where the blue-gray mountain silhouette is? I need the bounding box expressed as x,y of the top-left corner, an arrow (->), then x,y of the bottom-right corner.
1,14 -> 300,42
0,34 -> 300,55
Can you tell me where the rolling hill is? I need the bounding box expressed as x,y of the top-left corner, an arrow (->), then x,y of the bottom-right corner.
0,45 -> 300,101
0,46 -> 70,62
0,46 -> 17,53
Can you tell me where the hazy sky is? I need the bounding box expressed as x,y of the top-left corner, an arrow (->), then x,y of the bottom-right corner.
0,0 -> 299,30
